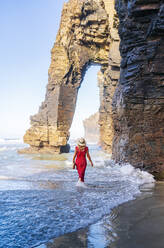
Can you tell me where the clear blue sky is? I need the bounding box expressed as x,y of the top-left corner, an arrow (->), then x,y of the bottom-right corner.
0,0 -> 100,139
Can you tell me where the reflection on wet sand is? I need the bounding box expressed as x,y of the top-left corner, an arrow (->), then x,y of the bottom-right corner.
36,212 -> 117,248
0,143 -> 156,247
37,229 -> 88,248
37,183 -> 164,248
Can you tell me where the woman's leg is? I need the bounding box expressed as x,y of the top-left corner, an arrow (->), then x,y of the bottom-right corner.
77,166 -> 86,182
80,166 -> 86,182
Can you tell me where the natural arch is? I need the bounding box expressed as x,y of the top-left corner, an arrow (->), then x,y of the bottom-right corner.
21,0 -> 120,154
70,65 -> 101,141
20,0 -> 164,179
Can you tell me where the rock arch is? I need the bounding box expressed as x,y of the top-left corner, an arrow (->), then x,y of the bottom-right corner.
22,0 -> 120,153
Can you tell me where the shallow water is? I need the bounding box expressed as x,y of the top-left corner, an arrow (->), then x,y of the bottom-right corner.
0,139 -> 154,248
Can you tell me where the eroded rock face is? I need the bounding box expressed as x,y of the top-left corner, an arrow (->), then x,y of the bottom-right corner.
83,112 -> 99,143
98,0 -> 120,153
22,0 -> 120,154
113,0 -> 164,178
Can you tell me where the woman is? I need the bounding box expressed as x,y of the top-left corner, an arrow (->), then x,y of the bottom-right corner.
73,138 -> 93,183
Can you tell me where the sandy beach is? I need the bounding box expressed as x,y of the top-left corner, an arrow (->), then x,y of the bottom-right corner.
36,182 -> 164,248
1,0 -> 164,247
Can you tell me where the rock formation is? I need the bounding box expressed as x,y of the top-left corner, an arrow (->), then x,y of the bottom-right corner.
83,112 -> 99,143
113,0 -> 164,179
21,0 -> 120,154
20,0 -> 164,179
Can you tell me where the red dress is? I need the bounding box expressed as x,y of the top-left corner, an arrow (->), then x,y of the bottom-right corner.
75,146 -> 88,182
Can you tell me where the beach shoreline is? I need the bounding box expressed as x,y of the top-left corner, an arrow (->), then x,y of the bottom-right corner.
36,182 -> 164,248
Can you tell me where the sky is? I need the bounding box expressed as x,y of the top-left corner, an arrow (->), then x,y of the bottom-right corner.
0,0 -> 100,139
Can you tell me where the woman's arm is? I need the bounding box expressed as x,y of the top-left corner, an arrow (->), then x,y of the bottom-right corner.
86,150 -> 94,167
72,149 -> 77,169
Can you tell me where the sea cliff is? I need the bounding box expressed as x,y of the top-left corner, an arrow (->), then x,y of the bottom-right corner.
21,0 -> 164,179
113,0 -> 164,179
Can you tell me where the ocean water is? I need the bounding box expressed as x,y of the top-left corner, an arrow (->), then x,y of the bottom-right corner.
0,139 -> 155,248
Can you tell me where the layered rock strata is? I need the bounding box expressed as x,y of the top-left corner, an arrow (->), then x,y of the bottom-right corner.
98,0 -> 120,153
21,0 -> 120,154
83,112 -> 100,143
113,0 -> 164,178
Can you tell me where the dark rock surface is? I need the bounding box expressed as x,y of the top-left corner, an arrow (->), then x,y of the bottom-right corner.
21,0 -> 164,178
113,0 -> 164,178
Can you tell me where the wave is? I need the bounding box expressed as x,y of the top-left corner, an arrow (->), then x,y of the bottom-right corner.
0,146 -> 7,152
0,145 -> 25,153
0,138 -> 23,144
0,176 -> 16,180
119,163 -> 154,185
104,161 -> 155,187
0,145 -> 23,153
0,149 -> 155,247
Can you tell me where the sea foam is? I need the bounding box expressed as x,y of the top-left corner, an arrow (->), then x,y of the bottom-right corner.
0,146 -> 7,152
0,143 -> 156,248
0,138 -> 23,144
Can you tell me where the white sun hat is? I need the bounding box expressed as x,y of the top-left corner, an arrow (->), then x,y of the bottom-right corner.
77,137 -> 86,147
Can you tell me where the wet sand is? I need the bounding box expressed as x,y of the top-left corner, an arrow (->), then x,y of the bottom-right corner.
36,182 -> 164,248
